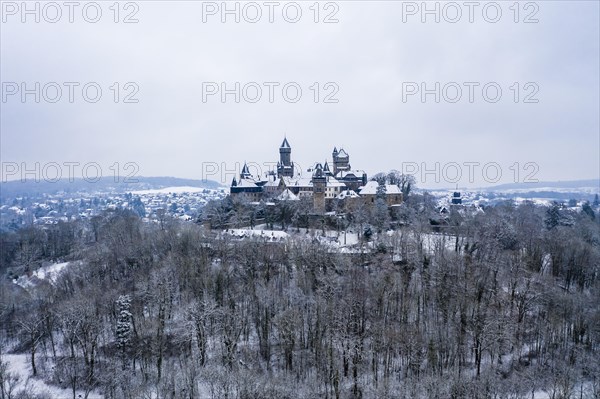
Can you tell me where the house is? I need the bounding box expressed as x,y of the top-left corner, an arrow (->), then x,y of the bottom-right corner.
357,181 -> 403,206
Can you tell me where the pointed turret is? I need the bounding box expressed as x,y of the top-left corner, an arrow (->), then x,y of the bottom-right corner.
278,137 -> 294,178
313,163 -> 323,177
323,160 -> 333,176
240,162 -> 251,179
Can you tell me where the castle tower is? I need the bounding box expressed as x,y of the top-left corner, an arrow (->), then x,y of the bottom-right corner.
240,162 -> 251,179
332,147 -> 338,174
312,163 -> 326,213
277,137 -> 294,178
332,147 -> 350,175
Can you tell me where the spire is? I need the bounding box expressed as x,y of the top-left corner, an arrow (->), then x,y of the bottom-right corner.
240,162 -> 252,179
231,177 -> 237,187
280,137 -> 291,149
323,161 -> 330,172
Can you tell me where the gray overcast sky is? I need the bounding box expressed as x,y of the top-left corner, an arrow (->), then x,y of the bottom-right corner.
1,1 -> 599,188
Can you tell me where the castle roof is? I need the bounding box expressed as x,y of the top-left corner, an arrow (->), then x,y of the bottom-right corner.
358,181 -> 402,195
236,178 -> 258,188
312,163 -> 325,178
336,170 -> 366,179
326,176 -> 346,187
277,189 -> 299,201
264,178 -> 281,187
337,148 -> 349,158
241,163 -> 250,175
337,189 -> 360,199
280,137 -> 291,149
385,185 -> 402,194
290,177 -> 313,188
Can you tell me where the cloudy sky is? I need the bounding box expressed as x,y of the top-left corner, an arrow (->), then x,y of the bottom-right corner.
1,1 -> 599,188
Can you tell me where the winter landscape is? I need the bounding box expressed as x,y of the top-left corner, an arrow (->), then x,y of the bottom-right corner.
2,1 -> 599,398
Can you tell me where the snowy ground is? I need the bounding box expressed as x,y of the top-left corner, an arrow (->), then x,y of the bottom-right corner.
224,227 -> 289,240
1,353 -> 103,399
14,261 -> 71,290
223,225 -> 363,249
221,225 -> 464,254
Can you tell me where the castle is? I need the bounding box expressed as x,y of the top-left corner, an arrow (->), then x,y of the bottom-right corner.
230,138 -> 402,212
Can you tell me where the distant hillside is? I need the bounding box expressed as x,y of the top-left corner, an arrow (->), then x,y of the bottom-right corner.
484,179 -> 599,192
478,179 -> 599,202
0,176 -> 223,199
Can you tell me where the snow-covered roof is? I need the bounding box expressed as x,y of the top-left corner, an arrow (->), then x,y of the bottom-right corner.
337,148 -> 349,158
358,181 -> 378,194
326,177 -> 346,187
336,170 -> 365,179
385,185 -> 402,194
296,178 -> 313,187
236,179 -> 258,188
337,189 -> 360,199
278,189 -> 299,201
359,181 -> 402,195
264,178 -> 281,187
284,177 -> 312,188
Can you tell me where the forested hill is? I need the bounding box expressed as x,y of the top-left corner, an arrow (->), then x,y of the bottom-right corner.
1,199 -> 599,398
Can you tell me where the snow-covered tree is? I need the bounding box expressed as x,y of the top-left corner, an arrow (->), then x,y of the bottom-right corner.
115,295 -> 133,369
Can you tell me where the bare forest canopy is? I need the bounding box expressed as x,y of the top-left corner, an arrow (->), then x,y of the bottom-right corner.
1,199 -> 599,399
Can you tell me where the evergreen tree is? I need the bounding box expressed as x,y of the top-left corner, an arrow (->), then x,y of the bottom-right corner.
376,180 -> 387,200
582,201 -> 596,220
544,203 -> 561,229
116,295 -> 133,369
372,198 -> 390,232
132,196 -> 146,217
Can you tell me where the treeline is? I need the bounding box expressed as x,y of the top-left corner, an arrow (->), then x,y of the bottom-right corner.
0,200 -> 599,399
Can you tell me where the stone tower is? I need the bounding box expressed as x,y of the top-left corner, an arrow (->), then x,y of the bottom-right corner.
332,147 -> 350,175
312,163 -> 326,213
277,137 -> 294,178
